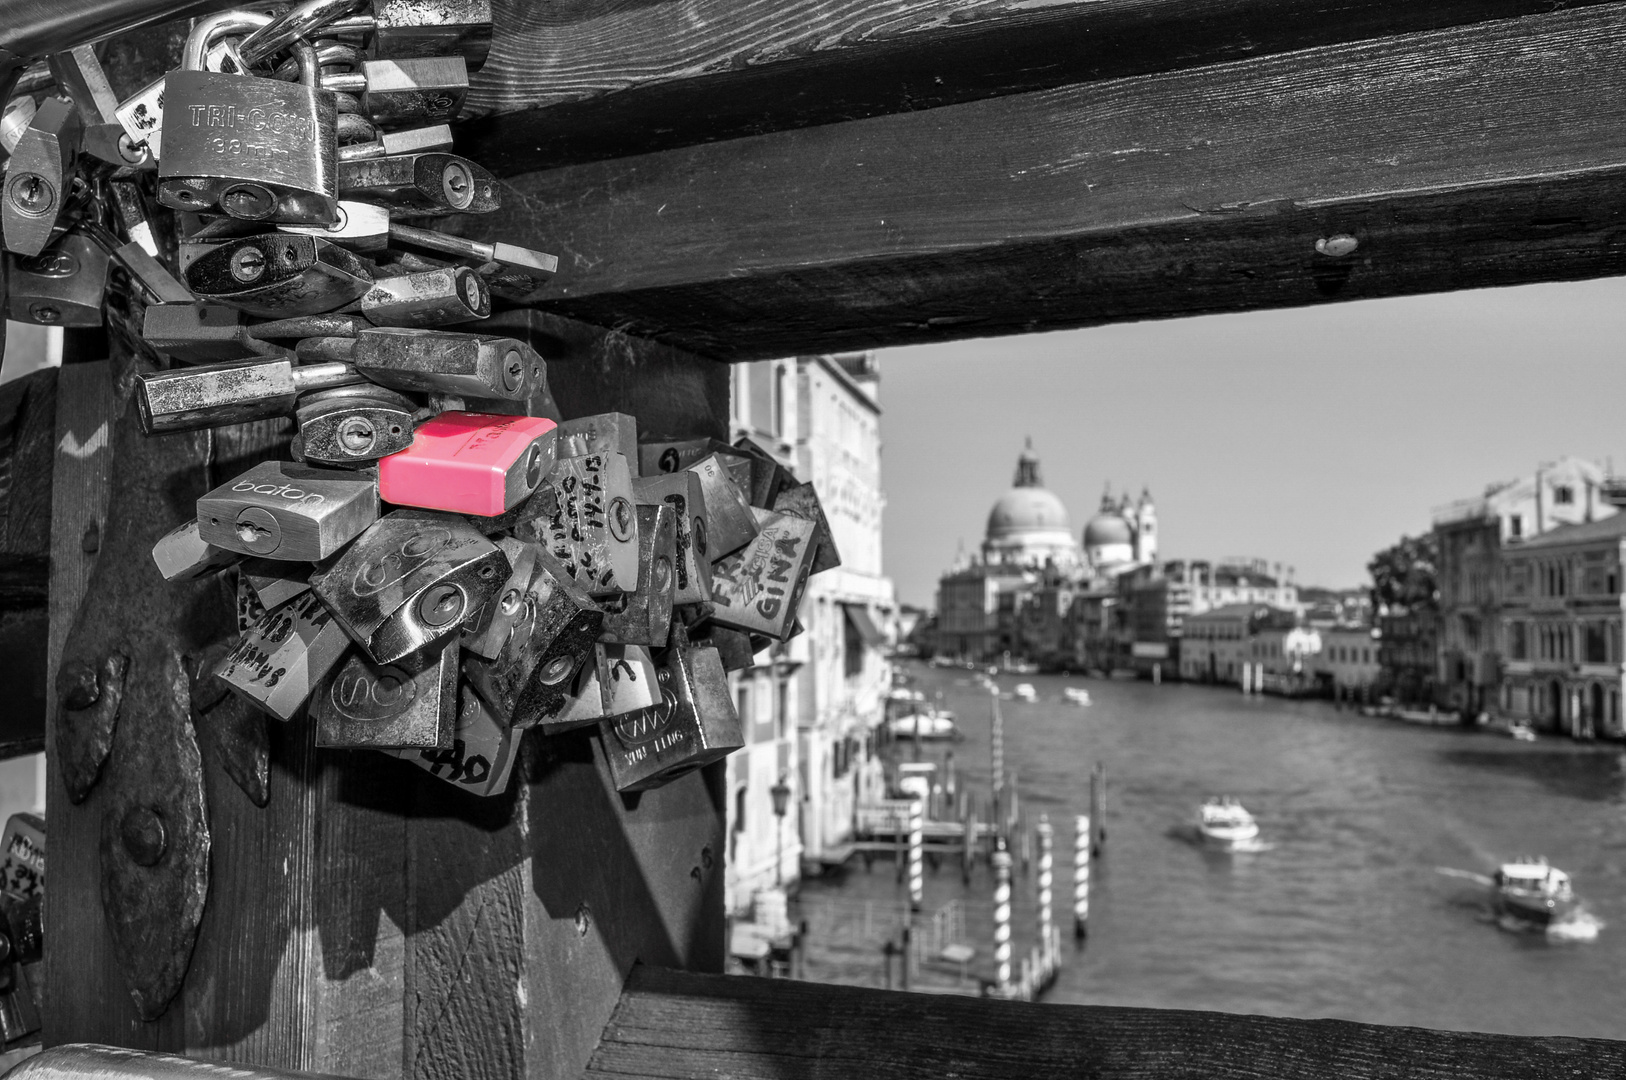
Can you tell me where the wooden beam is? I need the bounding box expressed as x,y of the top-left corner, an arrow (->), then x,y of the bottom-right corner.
476,3 -> 1626,359
588,967 -> 1626,1079
463,0 -> 1621,172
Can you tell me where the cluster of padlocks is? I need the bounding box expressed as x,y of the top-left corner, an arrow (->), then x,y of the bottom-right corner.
3,0 -> 838,798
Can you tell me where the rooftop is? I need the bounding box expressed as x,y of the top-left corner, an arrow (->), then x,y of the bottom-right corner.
1509,512 -> 1626,551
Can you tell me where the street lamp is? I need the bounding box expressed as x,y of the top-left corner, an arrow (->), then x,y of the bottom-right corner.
769,775 -> 792,886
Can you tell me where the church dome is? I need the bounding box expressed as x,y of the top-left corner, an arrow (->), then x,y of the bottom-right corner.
987,487 -> 1071,539
1083,513 -> 1133,546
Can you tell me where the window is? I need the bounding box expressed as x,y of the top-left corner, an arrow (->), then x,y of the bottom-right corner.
1509,514 -> 1523,538
1554,485 -> 1575,505
1586,623 -> 1608,663
1509,622 -> 1527,660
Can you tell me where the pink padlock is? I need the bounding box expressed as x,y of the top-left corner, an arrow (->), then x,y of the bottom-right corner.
379,411 -> 558,516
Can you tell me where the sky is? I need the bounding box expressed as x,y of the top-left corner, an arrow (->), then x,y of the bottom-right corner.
876,277 -> 1626,610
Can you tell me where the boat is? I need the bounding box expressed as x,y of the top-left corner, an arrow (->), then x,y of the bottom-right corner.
1509,721 -> 1537,742
1492,858 -> 1580,928
1013,683 -> 1038,702
886,710 -> 958,740
1063,687 -> 1091,706
1197,797 -> 1259,848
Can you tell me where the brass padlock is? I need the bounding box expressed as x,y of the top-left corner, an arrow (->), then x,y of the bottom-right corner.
2,97 -> 81,257
632,471 -> 714,605
599,637 -> 743,792
185,233 -> 373,318
157,23 -> 340,224
687,453 -> 759,560
293,384 -> 418,467
557,413 -> 638,467
597,503 -> 675,648
390,685 -> 519,798
520,451 -> 640,598
338,151 -> 497,215
7,234 -> 110,327
197,460 -> 379,561
310,510 -> 509,665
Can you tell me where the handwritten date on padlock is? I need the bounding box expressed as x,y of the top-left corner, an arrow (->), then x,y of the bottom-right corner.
310,511 -> 509,665
528,452 -> 640,598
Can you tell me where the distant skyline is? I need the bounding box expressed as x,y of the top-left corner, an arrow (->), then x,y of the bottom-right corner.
876,276 -> 1626,610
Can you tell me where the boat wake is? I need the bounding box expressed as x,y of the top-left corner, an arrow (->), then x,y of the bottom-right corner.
1437,868 -> 1604,941
1541,910 -> 1603,943
1167,825 -> 1273,853
1435,866 -> 1494,887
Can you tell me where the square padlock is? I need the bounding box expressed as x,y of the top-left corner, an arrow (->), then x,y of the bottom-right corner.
391,684 -> 521,798
599,641 -> 743,793
314,641 -> 459,749
378,410 -> 557,517
197,461 -> 379,561
215,591 -> 351,721
709,508 -> 817,640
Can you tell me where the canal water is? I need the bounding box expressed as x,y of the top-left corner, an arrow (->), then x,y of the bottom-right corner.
795,662 -> 1626,1039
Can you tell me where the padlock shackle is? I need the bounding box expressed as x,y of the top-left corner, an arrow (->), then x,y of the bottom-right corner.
181,10 -> 273,72
236,0 -> 368,71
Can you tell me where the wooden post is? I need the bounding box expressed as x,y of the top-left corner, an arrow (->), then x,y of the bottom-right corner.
991,842 -> 1012,993
907,798 -> 924,913
1091,762 -> 1107,856
1073,813 -> 1091,940
43,314 -> 732,1080
1036,816 -> 1053,968
989,689 -> 1004,839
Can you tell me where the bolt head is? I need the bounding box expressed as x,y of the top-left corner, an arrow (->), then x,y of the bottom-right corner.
120,806 -> 168,867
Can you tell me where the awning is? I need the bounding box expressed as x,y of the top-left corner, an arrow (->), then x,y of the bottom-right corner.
841,603 -> 886,648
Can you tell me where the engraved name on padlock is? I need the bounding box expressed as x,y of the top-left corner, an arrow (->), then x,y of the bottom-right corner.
310,510 -> 509,665
708,509 -> 817,640
600,642 -> 743,793
215,590 -> 351,720
157,28 -> 340,224
390,685 -> 518,798
198,461 -> 379,560
315,642 -> 458,749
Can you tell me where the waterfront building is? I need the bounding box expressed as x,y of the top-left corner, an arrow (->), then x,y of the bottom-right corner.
1432,457 -> 1614,716
1313,625 -> 1382,695
1498,513 -> 1626,737
723,354 -> 895,914
1181,604 -> 1297,685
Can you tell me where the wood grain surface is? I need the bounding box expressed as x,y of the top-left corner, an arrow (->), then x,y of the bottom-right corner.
460,0 -> 1623,172
472,2 -> 1626,359
587,966 -> 1626,1080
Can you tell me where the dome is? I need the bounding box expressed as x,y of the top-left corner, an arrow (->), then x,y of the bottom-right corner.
987,487 -> 1072,539
1084,513 -> 1133,547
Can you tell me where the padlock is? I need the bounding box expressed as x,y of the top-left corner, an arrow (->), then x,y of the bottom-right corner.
599,643 -> 662,721
151,518 -> 242,582
366,0 -> 493,69
597,503 -> 675,648
599,637 -> 743,793
461,537 -> 538,660
351,327 -> 545,401
463,555 -> 604,727
557,413 -> 638,468
293,383 -> 418,467
6,234 -> 110,327
320,57 -> 468,125
278,199 -> 391,252
692,623 -> 757,673
310,509 -> 509,665
197,460 -> 379,561
314,640 -> 457,749
0,813 -> 46,904
387,222 -> 557,300
108,180 -> 159,258
186,233 -> 374,318
142,302 -> 289,363
336,123 -> 453,162
541,658 -> 606,734
0,899 -> 41,1045
233,0 -> 371,70
137,355 -> 362,433
77,219 -> 194,306
339,152 -> 498,215
377,411 -> 557,517
390,685 -> 519,798
235,569 -> 269,632
2,97 -> 81,257
631,471 -> 713,605
638,437 -> 737,477
239,557 -> 312,610
0,97 -> 38,160
772,481 -> 842,574
687,452 -> 760,560
358,266 -> 489,327
47,45 -> 149,169
731,435 -> 798,509
216,589 -> 352,720
708,508 -> 818,640
157,22 -> 340,225
521,451 -> 641,598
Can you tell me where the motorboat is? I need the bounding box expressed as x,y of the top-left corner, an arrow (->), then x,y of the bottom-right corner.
1063,687 -> 1091,706
1509,721 -> 1537,742
1013,683 -> 1038,703
1492,858 -> 1580,928
1197,797 -> 1259,848
886,710 -> 957,740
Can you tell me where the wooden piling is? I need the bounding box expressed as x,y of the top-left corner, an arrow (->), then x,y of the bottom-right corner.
908,798 -> 924,912
1091,763 -> 1106,855
990,689 -> 1005,837
1036,815 -> 1054,968
1073,812 -> 1091,939
992,842 -> 1012,991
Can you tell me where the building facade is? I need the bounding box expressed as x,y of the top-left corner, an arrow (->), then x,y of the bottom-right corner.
1499,514 -> 1626,738
723,354 -> 894,914
1313,625 -> 1382,694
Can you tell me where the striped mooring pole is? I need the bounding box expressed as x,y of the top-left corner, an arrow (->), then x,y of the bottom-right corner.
1036,815 -> 1054,971
1073,813 -> 1091,939
992,840 -> 1013,991
990,689 -> 1005,836
907,797 -> 924,912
